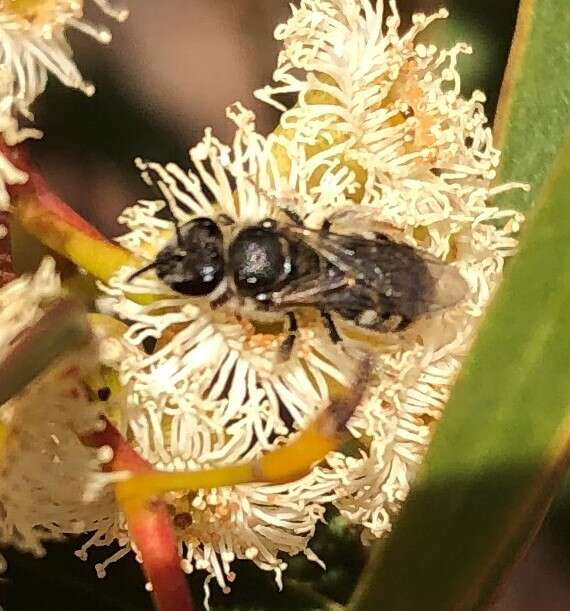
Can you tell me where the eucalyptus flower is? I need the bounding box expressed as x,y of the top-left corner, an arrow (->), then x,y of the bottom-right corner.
0,0 -> 128,212
256,0 -> 521,235
0,66 -> 40,207
0,0 -> 128,116
1,0 -> 527,603
0,258 -> 117,557
96,73 -> 523,598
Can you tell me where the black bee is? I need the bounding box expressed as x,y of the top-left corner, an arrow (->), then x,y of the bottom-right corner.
129,209 -> 466,359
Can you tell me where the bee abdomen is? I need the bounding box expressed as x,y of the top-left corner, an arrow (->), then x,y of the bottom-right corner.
331,284 -> 420,333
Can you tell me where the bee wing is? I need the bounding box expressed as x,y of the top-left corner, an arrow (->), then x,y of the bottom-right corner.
280,224 -> 368,275
271,271 -> 351,308
280,224 -> 468,316
418,255 -> 469,314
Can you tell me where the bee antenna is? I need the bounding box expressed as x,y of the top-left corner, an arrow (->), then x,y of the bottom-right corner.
127,261 -> 157,283
171,213 -> 184,247
137,158 -> 184,247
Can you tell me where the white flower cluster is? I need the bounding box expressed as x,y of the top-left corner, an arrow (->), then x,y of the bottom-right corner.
0,0 -> 527,603
88,0 -> 525,597
0,258 -> 116,557
0,0 -> 128,208
0,0 -> 130,557
0,63 -> 38,206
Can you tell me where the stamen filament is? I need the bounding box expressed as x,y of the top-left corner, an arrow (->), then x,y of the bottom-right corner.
116,356 -> 372,506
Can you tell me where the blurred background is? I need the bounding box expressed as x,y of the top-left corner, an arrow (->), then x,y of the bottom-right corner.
4,0 -> 570,609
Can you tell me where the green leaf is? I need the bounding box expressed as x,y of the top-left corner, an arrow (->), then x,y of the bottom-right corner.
494,0 -> 570,212
347,132 -> 570,611
0,298 -> 91,407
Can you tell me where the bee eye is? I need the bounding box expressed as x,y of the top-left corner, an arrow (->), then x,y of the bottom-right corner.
155,217 -> 225,296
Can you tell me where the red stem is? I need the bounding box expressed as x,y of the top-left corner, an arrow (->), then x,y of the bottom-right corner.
84,420 -> 194,611
1,139 -> 104,239
2,139 -> 193,611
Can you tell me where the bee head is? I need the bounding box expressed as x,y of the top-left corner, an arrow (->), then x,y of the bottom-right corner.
229,220 -> 291,297
155,217 -> 225,296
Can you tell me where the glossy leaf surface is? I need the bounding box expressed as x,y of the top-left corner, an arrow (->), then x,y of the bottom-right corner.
348,135 -> 570,611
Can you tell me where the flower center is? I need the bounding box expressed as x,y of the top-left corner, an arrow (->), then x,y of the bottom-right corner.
1,0 -> 83,28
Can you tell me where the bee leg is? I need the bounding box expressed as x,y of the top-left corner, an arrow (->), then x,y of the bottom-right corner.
217,213 -> 235,226
321,310 -> 341,343
279,312 -> 298,361
211,291 -> 231,310
282,208 -> 304,226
